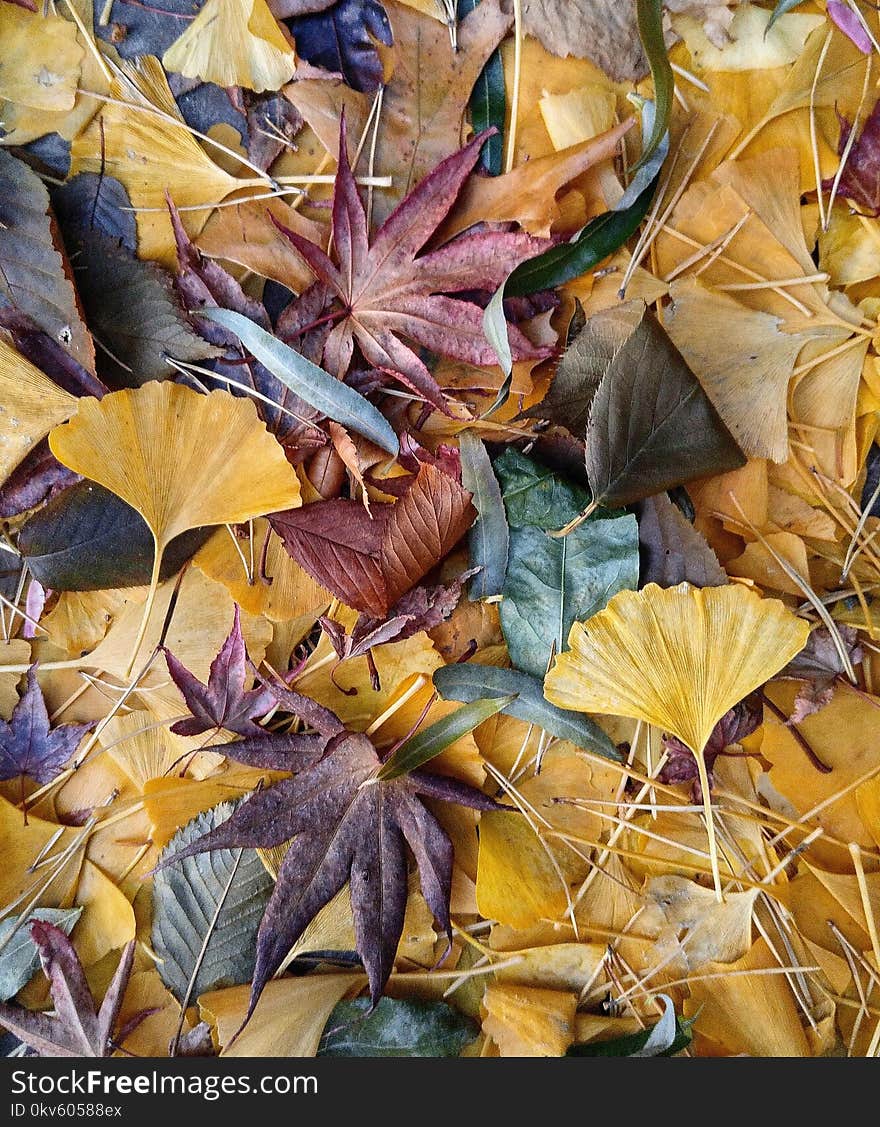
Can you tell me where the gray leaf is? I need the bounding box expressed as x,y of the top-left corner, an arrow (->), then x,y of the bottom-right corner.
152,802 -> 274,1002
638,492 -> 727,588
0,908 -> 82,1002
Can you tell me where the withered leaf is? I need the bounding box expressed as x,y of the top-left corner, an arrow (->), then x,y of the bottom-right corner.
285,0 -> 393,92
165,606 -> 277,737
637,492 -> 727,589
160,727 -> 498,1019
516,1 -> 647,81
0,150 -> 94,375
0,666 -> 94,787
272,462 -> 476,617
823,98 -> 880,217
276,122 -> 549,413
660,696 -> 763,800
0,923 -> 136,1057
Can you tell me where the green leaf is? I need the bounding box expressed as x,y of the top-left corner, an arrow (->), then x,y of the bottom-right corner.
768,0 -> 806,32
19,481 -> 212,592
458,0 -> 505,176
0,908 -> 82,1002
433,663 -> 621,761
378,695 -> 515,780
504,174 -> 659,297
202,308 -> 400,456
634,0 -> 673,169
152,801 -> 274,1002
582,302 -> 746,509
318,996 -> 478,1057
500,518 -> 639,678
493,447 -> 593,530
458,431 -> 509,600
568,1009 -> 694,1057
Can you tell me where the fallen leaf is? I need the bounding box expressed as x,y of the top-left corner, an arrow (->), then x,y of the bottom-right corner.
0,666 -> 93,789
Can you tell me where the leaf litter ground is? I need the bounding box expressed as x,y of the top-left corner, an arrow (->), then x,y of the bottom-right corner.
1,0 -> 880,1061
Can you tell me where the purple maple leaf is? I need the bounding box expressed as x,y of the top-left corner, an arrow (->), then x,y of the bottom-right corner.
164,606 -> 277,738
659,695 -> 762,801
823,98 -> 880,217
0,666 -> 93,786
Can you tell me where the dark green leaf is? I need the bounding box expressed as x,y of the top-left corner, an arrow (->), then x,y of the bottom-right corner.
568,1016 -> 694,1057
458,0 -> 505,175
203,308 -> 399,455
152,802 -> 274,1002
433,663 -> 620,761
318,996 -> 478,1057
504,174 -> 658,297
51,173 -> 137,252
0,908 -> 81,1002
67,232 -> 218,388
634,0 -> 673,169
583,302 -> 746,509
458,431 -> 509,600
768,0 -> 806,31
493,447 -> 593,530
500,517 -> 639,678
19,481 -> 211,592
378,695 -> 515,780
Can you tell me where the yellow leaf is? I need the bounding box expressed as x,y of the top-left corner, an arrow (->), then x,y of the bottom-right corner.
118,969 -> 186,1057
492,943 -> 605,994
476,811 -> 569,929
195,519 -> 330,624
0,6 -> 84,112
673,4 -> 824,73
482,983 -> 576,1057
200,974 -> 361,1056
100,711 -> 181,792
683,937 -> 811,1057
0,641 -> 32,719
545,582 -> 808,899
74,858 -> 136,966
0,795 -> 81,909
0,339 -> 77,486
856,777 -> 880,849
69,57 -> 250,263
545,583 -> 809,759
163,0 -> 295,93
42,590 -> 133,657
727,530 -> 812,597
49,383 -> 299,676
539,86 -> 615,149
143,769 -> 284,849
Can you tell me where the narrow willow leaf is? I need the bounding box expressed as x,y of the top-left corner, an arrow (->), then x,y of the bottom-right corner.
377,695 -> 515,780
202,307 -> 400,455
458,431 -> 509,600
152,802 -> 274,1001
458,0 -> 505,176
433,663 -> 620,761
634,0 -> 673,169
480,281 -> 514,415
0,908 -> 81,1002
504,174 -> 659,297
768,0 -> 806,31
319,996 -> 478,1057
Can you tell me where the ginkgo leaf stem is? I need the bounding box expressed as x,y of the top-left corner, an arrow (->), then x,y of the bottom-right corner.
693,750 -> 723,903
125,543 -> 163,679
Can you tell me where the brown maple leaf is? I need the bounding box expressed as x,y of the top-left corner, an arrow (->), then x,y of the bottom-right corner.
274,119 -> 551,414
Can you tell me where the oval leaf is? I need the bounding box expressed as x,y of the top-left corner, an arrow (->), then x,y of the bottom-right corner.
19,481 -> 212,592
152,801 -> 274,1002
433,663 -> 620,761
318,996 -> 477,1057
202,307 -> 400,455
458,431 -> 509,600
377,695 -> 516,780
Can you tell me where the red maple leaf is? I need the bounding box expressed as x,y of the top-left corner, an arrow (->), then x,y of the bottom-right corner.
275,119 -> 552,414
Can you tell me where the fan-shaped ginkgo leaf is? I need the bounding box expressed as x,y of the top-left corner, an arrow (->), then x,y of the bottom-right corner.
163,0 -> 296,93
544,582 -> 809,898
0,339 -> 77,486
49,383 -> 300,674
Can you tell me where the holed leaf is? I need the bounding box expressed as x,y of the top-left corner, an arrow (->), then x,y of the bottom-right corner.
152,802 -> 275,1002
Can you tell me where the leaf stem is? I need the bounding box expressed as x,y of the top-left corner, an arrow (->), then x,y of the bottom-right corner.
124,542 -> 163,679
693,750 -> 723,903
550,499 -> 599,539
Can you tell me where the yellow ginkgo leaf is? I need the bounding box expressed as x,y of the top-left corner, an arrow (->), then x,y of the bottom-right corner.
49,382 -> 300,676
0,6 -> 84,112
0,339 -> 77,486
545,582 -> 809,899
482,983 -> 577,1058
163,0 -> 295,93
